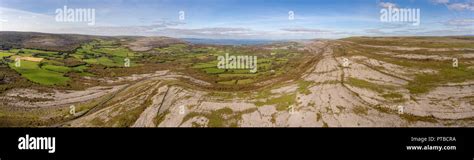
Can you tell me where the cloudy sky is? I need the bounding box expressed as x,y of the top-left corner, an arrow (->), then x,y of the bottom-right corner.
0,0 -> 473,39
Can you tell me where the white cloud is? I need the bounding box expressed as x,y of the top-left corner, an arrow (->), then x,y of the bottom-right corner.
379,2 -> 398,8
417,28 -> 474,36
365,28 -> 387,35
0,6 -> 348,39
0,7 -> 98,32
431,0 -> 449,4
281,28 -> 332,34
447,2 -> 474,11
445,18 -> 474,26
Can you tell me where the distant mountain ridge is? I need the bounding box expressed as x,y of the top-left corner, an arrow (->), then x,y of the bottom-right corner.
0,31 -> 106,52
183,38 -> 280,45
0,31 -> 184,52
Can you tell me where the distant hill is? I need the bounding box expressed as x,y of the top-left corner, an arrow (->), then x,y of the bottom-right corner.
183,38 -> 278,45
126,37 -> 186,52
0,31 -> 186,52
0,31 -> 111,52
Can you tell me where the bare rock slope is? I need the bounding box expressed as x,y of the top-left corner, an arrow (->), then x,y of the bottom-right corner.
58,40 -> 474,127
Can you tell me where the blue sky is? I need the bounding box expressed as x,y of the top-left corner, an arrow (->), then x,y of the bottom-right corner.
0,0 -> 473,39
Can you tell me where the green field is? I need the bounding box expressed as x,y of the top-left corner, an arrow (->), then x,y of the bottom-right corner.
84,56 -> 126,67
2,40 -> 136,86
42,64 -> 71,73
9,49 -> 58,55
180,45 -> 306,86
71,65 -> 90,73
0,52 -> 13,58
1,39 -> 309,89
8,61 -> 69,85
192,62 -> 218,69
75,40 -> 137,67
203,68 -> 226,74
95,47 -> 135,57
